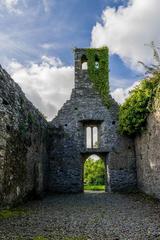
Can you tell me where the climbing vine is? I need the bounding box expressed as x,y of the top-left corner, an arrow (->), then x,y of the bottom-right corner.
86,47 -> 110,107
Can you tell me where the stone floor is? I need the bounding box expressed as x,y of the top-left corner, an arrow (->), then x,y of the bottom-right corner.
0,192 -> 160,240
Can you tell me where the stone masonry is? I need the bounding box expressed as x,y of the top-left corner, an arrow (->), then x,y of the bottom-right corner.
0,66 -> 48,206
48,48 -> 137,193
0,47 -> 160,206
135,93 -> 160,199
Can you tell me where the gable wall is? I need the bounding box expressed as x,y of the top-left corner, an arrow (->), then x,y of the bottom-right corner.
49,49 -> 137,193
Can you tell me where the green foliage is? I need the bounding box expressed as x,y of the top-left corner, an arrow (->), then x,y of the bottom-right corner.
84,185 -> 105,191
86,47 -> 110,107
84,158 -> 105,186
119,74 -> 160,136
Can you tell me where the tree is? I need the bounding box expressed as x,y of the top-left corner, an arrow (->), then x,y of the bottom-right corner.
84,158 -> 105,185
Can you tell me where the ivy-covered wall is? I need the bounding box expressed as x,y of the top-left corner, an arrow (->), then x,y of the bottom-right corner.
86,47 -> 110,107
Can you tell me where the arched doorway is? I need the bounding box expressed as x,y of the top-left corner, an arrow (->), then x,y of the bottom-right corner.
83,154 -> 107,192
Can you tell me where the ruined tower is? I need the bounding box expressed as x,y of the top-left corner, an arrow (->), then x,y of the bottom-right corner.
49,48 -> 136,193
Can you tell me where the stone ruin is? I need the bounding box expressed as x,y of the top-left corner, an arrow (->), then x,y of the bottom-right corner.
48,48 -> 136,193
0,48 -> 159,206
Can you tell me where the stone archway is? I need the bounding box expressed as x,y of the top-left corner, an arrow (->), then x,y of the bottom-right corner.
81,152 -> 110,192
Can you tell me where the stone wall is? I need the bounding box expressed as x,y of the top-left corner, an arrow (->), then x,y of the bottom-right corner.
135,93 -> 160,199
49,48 -> 137,193
0,66 -> 48,206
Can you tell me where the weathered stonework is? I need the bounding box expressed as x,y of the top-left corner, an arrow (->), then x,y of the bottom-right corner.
135,95 -> 160,199
49,48 -> 137,193
0,66 -> 48,206
1,47 -> 159,206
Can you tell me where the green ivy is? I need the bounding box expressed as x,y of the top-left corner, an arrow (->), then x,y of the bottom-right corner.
86,47 -> 110,107
118,73 -> 160,136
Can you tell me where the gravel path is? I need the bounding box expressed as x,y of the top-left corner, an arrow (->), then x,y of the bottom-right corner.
0,192 -> 160,240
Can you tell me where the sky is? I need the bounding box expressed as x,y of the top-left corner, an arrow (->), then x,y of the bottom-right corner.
0,0 -> 160,120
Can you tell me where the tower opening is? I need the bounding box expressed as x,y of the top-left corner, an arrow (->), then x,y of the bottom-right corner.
83,154 -> 105,191
95,54 -> 99,69
81,54 -> 88,70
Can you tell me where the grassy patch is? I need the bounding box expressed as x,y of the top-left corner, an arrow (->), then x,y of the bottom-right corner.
0,208 -> 27,219
33,236 -> 48,240
84,185 -> 105,191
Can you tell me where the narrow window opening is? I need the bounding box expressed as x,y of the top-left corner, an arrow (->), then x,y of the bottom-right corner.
86,127 -> 91,148
95,54 -> 99,69
93,126 -> 98,148
81,55 -> 88,70
82,62 -> 88,70
86,125 -> 99,149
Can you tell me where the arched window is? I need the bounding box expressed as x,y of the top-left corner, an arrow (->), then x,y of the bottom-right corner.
95,54 -> 99,69
81,55 -> 88,70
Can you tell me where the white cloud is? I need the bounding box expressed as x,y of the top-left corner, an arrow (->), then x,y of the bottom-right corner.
0,0 -> 22,13
7,56 -> 74,120
40,43 -> 58,50
6,55 -> 140,118
42,0 -> 51,13
111,80 -> 139,104
91,0 -> 160,71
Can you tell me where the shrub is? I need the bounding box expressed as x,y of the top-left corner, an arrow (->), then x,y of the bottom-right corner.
119,73 -> 160,136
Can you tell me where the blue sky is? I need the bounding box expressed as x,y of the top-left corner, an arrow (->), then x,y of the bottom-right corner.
0,0 -> 159,119
0,0 -> 135,81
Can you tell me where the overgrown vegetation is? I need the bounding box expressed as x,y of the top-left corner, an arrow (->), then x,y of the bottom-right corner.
119,43 -> 160,136
84,157 -> 105,191
86,47 -> 110,107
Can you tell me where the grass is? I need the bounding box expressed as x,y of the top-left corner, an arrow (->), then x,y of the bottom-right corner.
0,208 -> 28,219
84,185 -> 105,191
33,237 -> 48,240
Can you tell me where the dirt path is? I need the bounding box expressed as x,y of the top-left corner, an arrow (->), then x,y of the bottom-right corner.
0,192 -> 160,240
